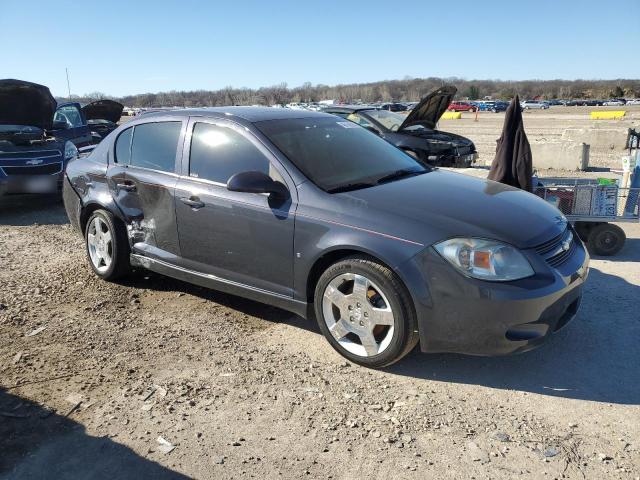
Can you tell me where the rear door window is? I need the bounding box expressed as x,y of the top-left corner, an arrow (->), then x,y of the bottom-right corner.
188,122 -> 279,184
114,127 -> 133,164
130,121 -> 181,173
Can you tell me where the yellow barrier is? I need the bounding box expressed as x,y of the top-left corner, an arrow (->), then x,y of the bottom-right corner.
590,111 -> 626,120
441,111 -> 462,120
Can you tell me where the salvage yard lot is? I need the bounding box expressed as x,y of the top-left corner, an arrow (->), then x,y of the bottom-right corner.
441,105 -> 640,169
1,192 -> 639,479
2,106 -> 640,479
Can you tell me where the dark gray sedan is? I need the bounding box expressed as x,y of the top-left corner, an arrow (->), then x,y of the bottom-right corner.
63,107 -> 589,368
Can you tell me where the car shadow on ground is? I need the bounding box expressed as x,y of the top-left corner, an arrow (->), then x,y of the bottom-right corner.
0,388 -> 188,480
119,270 -> 319,334
0,195 -> 68,226
389,265 -> 640,405
127,263 -> 640,405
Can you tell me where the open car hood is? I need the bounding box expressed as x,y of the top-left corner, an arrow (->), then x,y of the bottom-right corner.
0,79 -> 56,130
81,100 -> 124,123
399,86 -> 457,131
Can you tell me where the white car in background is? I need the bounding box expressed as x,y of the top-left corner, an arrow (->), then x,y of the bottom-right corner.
602,99 -> 626,106
625,99 -> 640,105
521,100 -> 549,110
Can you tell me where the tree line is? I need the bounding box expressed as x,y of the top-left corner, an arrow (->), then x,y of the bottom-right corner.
64,77 -> 640,108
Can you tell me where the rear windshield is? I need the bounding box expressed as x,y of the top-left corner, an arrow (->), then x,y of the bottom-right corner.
256,117 -> 426,192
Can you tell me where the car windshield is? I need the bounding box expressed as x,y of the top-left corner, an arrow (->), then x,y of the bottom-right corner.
363,110 -> 406,132
256,117 -> 428,192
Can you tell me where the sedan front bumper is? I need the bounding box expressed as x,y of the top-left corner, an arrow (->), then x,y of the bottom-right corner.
399,235 -> 590,355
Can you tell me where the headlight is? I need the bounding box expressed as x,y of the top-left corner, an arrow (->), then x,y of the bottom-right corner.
64,141 -> 78,161
434,238 -> 534,281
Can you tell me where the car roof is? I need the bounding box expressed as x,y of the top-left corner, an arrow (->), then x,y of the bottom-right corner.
139,106 -> 331,123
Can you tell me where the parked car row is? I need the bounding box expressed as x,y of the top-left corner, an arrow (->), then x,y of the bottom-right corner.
0,79 -> 123,196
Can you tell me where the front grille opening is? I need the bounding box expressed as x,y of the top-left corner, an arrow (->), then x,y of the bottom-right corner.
1,163 -> 62,175
534,227 -> 576,268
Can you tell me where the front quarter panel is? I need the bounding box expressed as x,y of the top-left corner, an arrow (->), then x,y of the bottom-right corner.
293,183 -> 426,303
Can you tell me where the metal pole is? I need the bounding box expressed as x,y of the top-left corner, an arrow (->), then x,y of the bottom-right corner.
65,68 -> 71,98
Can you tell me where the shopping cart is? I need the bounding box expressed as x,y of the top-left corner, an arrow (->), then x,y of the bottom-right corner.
535,177 -> 639,255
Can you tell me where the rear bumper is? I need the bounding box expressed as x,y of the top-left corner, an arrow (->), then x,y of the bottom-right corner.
398,237 -> 590,356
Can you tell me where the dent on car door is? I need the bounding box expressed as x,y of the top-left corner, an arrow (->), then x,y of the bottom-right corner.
174,119 -> 296,296
110,120 -> 185,257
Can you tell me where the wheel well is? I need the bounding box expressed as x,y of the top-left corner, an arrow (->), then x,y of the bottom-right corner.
306,250 -> 369,302
306,249 -> 406,303
80,204 -> 125,234
79,204 -> 103,234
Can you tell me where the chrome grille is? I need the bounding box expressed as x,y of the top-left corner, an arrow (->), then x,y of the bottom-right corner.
0,149 -> 61,160
1,163 -> 63,175
534,228 -> 576,268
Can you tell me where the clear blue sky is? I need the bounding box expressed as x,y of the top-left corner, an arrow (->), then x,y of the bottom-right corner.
2,0 -> 638,97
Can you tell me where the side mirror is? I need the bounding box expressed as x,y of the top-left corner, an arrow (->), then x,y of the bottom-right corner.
227,171 -> 289,199
364,126 -> 380,136
52,120 -> 68,130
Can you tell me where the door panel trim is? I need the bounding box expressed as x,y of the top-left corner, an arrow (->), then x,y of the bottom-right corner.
130,253 -> 308,317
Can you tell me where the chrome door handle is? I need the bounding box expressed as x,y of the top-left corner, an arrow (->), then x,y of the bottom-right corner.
180,196 -> 205,209
116,182 -> 136,192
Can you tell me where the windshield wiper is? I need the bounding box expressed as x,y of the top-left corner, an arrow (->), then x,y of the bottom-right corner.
327,182 -> 376,193
375,168 -> 426,185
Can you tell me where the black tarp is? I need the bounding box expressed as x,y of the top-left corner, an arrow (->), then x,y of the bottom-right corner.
487,95 -> 532,192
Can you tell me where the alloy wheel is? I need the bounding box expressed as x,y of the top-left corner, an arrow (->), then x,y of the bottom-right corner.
87,216 -> 113,273
321,273 -> 395,357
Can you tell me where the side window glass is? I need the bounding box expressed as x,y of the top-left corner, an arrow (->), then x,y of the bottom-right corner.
115,127 -> 133,164
189,122 -> 279,184
54,105 -> 84,127
130,121 -> 181,173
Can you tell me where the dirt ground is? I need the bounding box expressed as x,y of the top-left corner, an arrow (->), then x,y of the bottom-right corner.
1,108 -> 640,479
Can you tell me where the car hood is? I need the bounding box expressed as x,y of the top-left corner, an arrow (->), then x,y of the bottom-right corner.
399,86 -> 457,131
399,128 -> 474,147
82,100 -> 124,123
338,170 -> 566,249
0,79 -> 57,130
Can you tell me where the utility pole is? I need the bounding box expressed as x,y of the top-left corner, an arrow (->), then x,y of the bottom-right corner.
65,68 -> 71,98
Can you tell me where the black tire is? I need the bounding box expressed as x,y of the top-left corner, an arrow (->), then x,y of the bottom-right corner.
587,223 -> 625,256
313,255 -> 419,368
84,209 -> 131,280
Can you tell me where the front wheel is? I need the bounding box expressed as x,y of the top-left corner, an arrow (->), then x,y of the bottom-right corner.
85,209 -> 131,280
314,256 -> 419,368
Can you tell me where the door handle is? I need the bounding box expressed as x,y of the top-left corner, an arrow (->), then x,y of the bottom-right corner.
116,182 -> 136,192
180,196 -> 205,209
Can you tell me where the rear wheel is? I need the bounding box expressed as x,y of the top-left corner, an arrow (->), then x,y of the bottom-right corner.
588,223 -> 625,256
314,256 -> 419,368
85,209 -> 131,280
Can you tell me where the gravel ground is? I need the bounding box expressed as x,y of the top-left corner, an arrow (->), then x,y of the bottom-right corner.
0,189 -> 639,479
